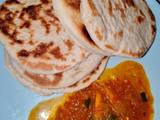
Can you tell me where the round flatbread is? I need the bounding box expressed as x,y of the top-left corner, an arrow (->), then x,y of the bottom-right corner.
52,0 -> 106,55
81,0 -> 156,58
6,49 -> 107,89
0,0 -> 89,74
5,50 -> 108,95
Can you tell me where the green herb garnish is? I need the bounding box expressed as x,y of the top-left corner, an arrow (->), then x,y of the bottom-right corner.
107,114 -> 118,120
140,92 -> 148,102
84,98 -> 91,108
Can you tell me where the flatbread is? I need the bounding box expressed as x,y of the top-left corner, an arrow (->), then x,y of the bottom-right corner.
52,0 -> 106,55
6,48 -> 107,89
5,50 -> 108,95
0,0 -> 89,74
81,0 -> 156,58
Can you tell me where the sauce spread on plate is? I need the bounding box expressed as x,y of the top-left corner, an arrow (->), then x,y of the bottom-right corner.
29,61 -> 153,120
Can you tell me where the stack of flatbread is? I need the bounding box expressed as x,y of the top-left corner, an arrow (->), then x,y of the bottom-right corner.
0,0 -> 156,95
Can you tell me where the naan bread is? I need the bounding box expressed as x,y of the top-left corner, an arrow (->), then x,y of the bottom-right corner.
52,0 -> 106,55
0,0 -> 89,74
81,0 -> 156,58
5,50 -> 108,95
6,49 -> 107,88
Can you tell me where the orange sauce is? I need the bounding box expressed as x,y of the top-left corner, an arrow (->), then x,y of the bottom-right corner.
29,61 -> 153,120
51,84 -> 117,120
97,61 -> 154,120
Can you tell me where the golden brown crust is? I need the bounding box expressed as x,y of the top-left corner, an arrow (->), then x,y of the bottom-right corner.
81,0 -> 156,57
25,72 -> 63,87
88,0 -> 99,16
65,0 -> 80,10
0,0 -> 88,74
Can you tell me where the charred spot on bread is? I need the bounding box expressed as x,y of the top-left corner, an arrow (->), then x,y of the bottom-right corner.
136,16 -> 145,24
95,29 -> 103,40
40,18 -> 51,34
0,19 -> 10,36
50,47 -> 66,60
5,12 -> 14,22
25,72 -> 63,87
45,9 -> 56,18
88,0 -> 99,16
65,0 -> 80,10
24,5 -> 41,20
114,3 -> 126,19
14,40 -> 24,44
5,0 -> 20,4
41,0 -> 49,4
17,49 -> 30,57
65,40 -> 74,51
33,42 -> 48,57
108,1 -> 113,16
124,0 -> 135,7
114,31 -> 124,40
19,12 -> 25,19
105,44 -> 117,51
0,5 -> 8,11
20,21 -> 31,28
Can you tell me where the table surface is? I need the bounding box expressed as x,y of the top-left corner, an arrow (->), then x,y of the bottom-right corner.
0,0 -> 159,120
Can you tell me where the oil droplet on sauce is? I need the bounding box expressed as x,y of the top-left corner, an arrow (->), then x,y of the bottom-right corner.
29,61 -> 153,120
28,99 -> 55,120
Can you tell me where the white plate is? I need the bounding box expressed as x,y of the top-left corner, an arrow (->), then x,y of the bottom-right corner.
0,0 -> 159,119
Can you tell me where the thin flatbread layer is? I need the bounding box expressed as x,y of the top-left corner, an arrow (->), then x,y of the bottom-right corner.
52,0 -> 105,55
81,0 -> 156,58
5,51 -> 108,95
0,0 -> 89,74
6,49 -> 107,89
